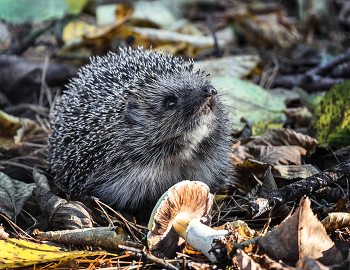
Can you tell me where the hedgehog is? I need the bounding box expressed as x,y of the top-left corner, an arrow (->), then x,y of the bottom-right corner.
49,47 -> 231,223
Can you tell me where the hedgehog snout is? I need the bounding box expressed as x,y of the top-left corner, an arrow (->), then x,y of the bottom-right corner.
200,85 -> 217,98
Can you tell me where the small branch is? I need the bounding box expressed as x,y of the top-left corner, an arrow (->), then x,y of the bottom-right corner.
310,51 -> 350,76
206,14 -> 221,58
118,245 -> 180,270
272,74 -> 343,92
249,159 -> 350,217
9,21 -> 55,55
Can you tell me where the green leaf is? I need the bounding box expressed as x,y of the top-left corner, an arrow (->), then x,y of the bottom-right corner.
0,0 -> 68,23
214,77 -> 286,134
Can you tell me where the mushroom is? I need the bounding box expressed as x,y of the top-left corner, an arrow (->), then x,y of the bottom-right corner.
147,180 -> 229,262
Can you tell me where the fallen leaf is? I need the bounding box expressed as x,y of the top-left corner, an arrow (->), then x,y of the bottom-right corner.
258,145 -> 306,165
0,0 -> 68,23
194,55 -> 261,79
243,128 -> 319,150
295,257 -> 330,270
257,197 -> 343,266
232,129 -> 318,166
274,165 -> 319,180
0,227 -> 8,240
236,249 -> 263,270
33,187 -> 93,230
232,5 -> 300,49
0,110 -> 42,154
283,107 -> 313,127
0,238 -> 106,269
321,212 -> 350,232
217,78 -> 286,131
0,172 -> 36,221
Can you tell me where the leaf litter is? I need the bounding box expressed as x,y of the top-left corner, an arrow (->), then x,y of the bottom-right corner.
1,0 -> 350,269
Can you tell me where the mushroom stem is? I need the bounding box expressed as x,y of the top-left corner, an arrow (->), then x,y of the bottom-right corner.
172,213 -> 192,239
172,213 -> 229,262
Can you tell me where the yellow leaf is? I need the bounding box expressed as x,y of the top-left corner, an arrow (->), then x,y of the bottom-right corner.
0,238 -> 106,269
0,110 -> 42,152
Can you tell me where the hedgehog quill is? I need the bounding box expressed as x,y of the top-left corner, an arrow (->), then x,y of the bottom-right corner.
49,48 -> 231,223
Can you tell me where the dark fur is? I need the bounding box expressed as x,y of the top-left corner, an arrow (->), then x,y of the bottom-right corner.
49,48 -> 231,222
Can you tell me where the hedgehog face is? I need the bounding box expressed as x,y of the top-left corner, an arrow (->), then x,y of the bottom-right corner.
124,71 -> 222,158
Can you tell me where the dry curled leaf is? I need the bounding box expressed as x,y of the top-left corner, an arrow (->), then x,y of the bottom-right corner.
295,257 -> 330,270
33,187 -> 93,230
259,166 -> 289,217
0,110 -> 42,154
321,212 -> 350,232
257,197 -> 343,266
0,172 -> 36,221
0,226 -> 9,240
243,128 -> 318,150
236,249 -> 263,270
232,129 -> 318,165
283,107 -> 313,127
274,165 -> 319,180
236,249 -> 291,270
232,6 -> 300,49
194,54 -> 260,79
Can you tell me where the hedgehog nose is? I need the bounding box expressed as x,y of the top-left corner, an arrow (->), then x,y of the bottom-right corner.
200,85 -> 217,97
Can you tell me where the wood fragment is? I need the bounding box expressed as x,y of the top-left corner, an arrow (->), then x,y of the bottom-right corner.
249,159 -> 350,217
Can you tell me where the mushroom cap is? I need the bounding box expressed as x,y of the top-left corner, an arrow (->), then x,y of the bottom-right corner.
147,180 -> 213,258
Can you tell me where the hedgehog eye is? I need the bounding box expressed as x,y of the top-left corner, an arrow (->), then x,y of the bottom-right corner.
164,97 -> 177,109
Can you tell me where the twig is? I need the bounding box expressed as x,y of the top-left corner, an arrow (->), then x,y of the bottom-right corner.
118,245 -> 180,270
39,52 -> 52,106
206,15 -> 221,58
0,213 -> 37,241
249,158 -> 350,217
92,198 -> 145,242
9,21 -> 55,55
310,51 -> 350,76
94,199 -> 114,227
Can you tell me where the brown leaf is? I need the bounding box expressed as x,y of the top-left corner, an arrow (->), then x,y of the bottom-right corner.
236,249 -> 292,270
233,129 -> 318,166
282,107 -> 313,127
259,167 -> 289,217
0,226 -> 9,240
231,6 -> 299,49
257,197 -> 343,266
0,172 -> 36,221
234,145 -> 306,165
274,165 -> 319,180
243,128 -> 318,150
295,257 -> 330,270
236,249 -> 263,270
33,187 -> 93,230
259,146 -> 306,165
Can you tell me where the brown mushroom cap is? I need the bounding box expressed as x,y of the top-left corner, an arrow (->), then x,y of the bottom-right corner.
147,180 -> 213,258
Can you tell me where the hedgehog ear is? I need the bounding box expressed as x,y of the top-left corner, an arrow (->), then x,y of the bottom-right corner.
125,100 -> 141,125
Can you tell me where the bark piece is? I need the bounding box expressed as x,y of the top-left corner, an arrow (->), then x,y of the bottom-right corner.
250,158 -> 350,217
